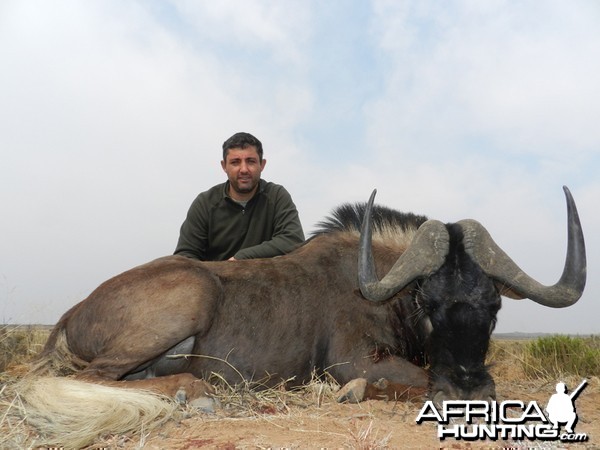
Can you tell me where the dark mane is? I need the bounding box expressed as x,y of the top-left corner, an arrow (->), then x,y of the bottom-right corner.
313,202 -> 429,236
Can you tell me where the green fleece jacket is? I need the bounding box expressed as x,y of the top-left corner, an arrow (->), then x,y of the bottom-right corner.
174,179 -> 305,261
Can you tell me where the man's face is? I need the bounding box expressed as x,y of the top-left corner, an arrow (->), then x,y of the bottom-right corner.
221,146 -> 266,200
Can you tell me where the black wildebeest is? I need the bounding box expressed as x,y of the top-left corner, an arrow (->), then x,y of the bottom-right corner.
22,186 -> 585,446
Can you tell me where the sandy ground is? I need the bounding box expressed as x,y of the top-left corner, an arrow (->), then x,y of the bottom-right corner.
96,377 -> 600,450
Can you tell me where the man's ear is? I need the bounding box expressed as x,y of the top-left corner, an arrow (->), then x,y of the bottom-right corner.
261,158 -> 267,170
221,160 -> 227,172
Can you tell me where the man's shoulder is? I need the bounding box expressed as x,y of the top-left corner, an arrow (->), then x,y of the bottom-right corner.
260,180 -> 290,196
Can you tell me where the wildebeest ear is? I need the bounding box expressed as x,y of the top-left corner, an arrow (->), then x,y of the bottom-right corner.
494,281 -> 526,300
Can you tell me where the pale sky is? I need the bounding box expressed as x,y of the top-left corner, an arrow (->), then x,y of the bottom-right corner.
1,0 -> 599,334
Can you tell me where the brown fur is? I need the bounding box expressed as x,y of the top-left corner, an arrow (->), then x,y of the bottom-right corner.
33,233 -> 425,395
23,231 -> 429,446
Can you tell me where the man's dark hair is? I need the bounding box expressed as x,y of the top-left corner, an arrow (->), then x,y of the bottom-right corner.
222,132 -> 264,161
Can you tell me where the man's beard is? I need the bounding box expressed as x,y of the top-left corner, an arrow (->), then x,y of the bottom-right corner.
231,177 -> 258,194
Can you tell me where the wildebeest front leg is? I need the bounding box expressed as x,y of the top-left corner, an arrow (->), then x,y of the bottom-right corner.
335,356 -> 428,403
337,377 -> 427,403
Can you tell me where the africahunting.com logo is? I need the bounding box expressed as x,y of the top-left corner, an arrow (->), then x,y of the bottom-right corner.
416,379 -> 589,443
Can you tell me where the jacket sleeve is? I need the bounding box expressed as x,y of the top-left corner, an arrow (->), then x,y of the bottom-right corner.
234,186 -> 305,259
174,194 -> 209,260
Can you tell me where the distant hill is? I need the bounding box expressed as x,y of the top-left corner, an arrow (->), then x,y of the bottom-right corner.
493,332 -> 595,340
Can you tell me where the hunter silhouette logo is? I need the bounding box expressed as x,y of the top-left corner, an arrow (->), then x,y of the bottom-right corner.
416,379 -> 589,442
546,379 -> 587,434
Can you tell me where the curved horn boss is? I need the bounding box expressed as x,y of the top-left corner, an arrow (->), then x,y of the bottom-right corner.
358,189 -> 450,302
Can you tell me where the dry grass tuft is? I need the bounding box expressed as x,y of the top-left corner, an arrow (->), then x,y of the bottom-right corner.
523,335 -> 600,379
1,375 -> 40,448
199,370 -> 342,419
0,326 -> 50,448
0,325 -> 49,376
346,419 -> 392,449
487,339 -> 529,382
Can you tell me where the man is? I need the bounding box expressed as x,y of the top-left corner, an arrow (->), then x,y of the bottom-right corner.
175,132 -> 305,261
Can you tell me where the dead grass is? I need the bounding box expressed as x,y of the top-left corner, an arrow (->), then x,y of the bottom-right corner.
0,325 -> 49,376
0,325 -> 53,448
0,383 -> 37,448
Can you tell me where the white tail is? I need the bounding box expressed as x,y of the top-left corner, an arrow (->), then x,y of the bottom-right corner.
17,376 -> 177,448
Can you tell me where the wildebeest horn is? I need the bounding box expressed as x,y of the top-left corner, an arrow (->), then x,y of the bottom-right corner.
458,186 -> 586,308
358,189 -> 450,302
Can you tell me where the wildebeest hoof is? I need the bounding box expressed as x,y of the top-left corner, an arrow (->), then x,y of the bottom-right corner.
175,388 -> 187,405
337,378 -> 367,403
373,378 -> 389,390
189,396 -> 218,414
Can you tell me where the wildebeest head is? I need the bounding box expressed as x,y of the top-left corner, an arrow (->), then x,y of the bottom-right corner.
358,187 -> 586,402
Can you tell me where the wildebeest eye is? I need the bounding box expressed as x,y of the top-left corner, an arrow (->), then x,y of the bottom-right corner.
421,297 -> 440,315
415,292 -> 437,314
